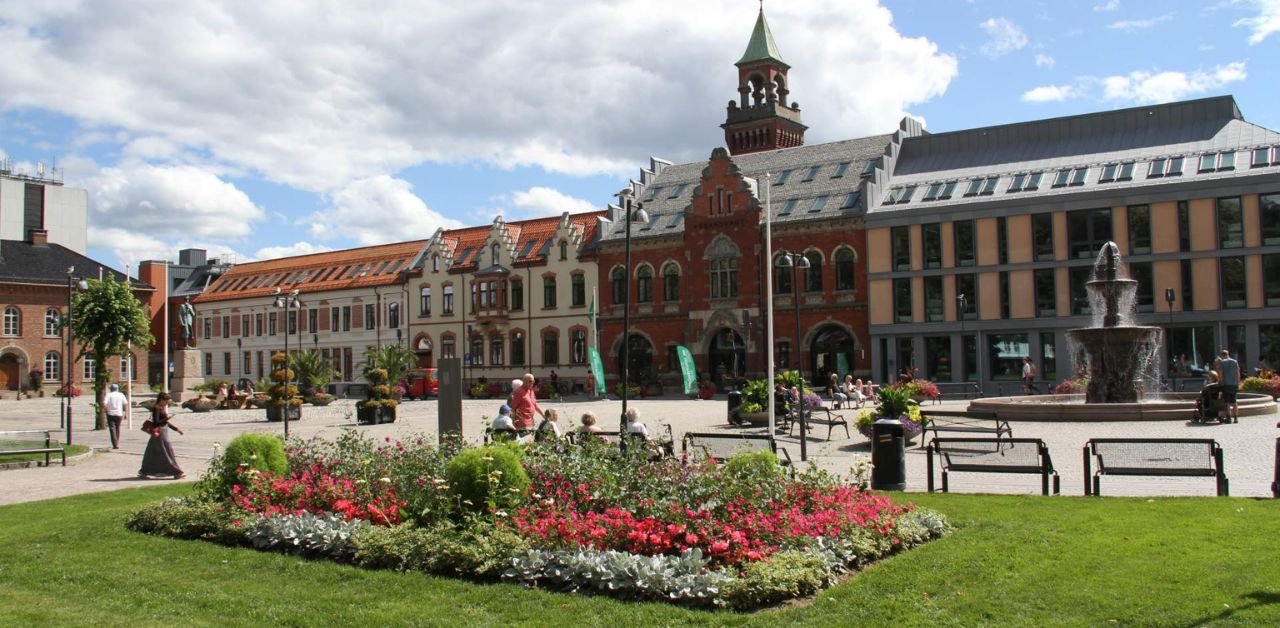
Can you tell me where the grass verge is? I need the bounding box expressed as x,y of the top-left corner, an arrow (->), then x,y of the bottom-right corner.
0,487 -> 1276,626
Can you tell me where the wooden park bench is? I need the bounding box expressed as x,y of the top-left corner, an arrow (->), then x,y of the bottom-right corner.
934,382 -> 983,401
0,430 -> 66,467
1272,434 -> 1279,499
927,437 -> 1059,495
920,409 -> 1011,448
565,425 -> 674,457
786,406 -> 850,440
682,432 -> 793,471
1083,438 -> 1228,496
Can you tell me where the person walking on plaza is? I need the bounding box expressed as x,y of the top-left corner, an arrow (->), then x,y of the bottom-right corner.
1216,349 -> 1241,423
139,393 -> 185,479
103,383 -> 128,449
1022,357 -> 1039,395
511,372 -> 545,430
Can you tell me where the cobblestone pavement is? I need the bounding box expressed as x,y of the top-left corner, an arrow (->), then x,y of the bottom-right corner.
2,395 -> 1277,506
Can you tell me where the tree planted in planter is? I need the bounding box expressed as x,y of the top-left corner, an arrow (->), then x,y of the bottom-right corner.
356,367 -> 397,425
265,352 -> 302,422
292,349 -> 337,405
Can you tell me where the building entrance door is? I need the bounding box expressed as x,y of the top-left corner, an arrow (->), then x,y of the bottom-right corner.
0,354 -> 19,390
707,328 -> 745,391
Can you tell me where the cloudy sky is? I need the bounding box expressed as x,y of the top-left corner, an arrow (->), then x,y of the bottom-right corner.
1,0 -> 1277,271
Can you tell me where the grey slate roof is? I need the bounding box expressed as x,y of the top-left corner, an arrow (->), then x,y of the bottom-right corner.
875,96 -> 1280,213
603,134 -> 891,241
0,239 -> 150,289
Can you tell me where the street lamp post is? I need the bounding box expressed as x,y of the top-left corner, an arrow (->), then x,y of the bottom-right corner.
273,288 -> 304,438
619,199 -> 650,441
62,269 -> 88,445
957,293 -> 969,389
775,250 -> 811,461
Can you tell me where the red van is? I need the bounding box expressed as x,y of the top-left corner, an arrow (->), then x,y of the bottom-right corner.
401,368 -> 439,400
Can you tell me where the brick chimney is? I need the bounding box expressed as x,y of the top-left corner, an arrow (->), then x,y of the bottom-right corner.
27,229 -> 48,246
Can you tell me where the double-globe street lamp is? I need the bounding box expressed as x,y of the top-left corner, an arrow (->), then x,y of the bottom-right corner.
273,288 -> 304,438
619,200 -> 650,443
775,250 -> 810,461
62,267 -> 88,445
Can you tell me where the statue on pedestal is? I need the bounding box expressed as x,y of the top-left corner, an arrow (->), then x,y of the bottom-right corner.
178,297 -> 196,348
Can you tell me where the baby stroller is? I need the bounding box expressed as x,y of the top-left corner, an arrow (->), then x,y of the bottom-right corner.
1192,383 -> 1230,424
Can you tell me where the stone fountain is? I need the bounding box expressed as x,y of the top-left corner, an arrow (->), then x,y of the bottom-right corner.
1064,242 -> 1162,403
967,241 -> 1274,420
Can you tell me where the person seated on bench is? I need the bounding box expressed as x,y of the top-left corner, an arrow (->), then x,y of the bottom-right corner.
828,373 -> 848,409
491,404 -> 518,440
850,377 -> 867,408
624,407 -> 651,440
578,411 -> 604,435
534,408 -> 564,442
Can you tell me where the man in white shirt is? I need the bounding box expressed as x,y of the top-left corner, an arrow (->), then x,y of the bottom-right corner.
103,383 -> 129,449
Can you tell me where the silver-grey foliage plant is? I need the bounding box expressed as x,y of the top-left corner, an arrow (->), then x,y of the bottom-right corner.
247,511 -> 370,561
504,547 -> 733,607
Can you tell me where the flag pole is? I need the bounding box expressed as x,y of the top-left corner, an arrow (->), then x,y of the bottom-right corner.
764,173 -> 776,438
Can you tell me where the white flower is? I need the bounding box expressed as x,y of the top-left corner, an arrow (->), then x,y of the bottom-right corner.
379,477 -> 391,484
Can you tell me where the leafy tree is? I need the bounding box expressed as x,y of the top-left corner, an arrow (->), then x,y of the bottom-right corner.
362,344 -> 414,388
68,275 -> 154,430
291,349 -> 337,394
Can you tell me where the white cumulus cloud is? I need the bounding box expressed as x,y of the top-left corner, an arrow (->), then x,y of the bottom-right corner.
1100,62 -> 1247,104
978,17 -> 1028,58
1021,84 -> 1078,103
1094,0 -> 1120,11
1234,0 -> 1280,44
309,176 -> 463,246
508,187 -> 600,218
1034,53 -> 1055,68
0,1 -> 957,188
253,242 -> 334,261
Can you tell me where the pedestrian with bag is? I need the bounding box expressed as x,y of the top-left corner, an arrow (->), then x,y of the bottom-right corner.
103,383 -> 128,449
138,392 -> 185,479
1022,357 -> 1039,395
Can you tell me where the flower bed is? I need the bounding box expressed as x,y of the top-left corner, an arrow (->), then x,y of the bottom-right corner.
127,431 -> 947,610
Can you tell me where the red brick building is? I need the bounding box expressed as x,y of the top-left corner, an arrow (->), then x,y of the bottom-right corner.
597,10 -> 887,390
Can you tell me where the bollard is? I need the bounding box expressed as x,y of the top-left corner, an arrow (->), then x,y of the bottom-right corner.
871,417 -> 906,491
727,389 -> 743,425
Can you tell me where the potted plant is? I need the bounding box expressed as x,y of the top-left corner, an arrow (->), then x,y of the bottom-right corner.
356,367 -> 397,425
900,379 -> 941,403
265,352 -> 302,422
471,378 -> 492,399
737,378 -> 773,426
855,384 -> 926,442
293,349 -> 337,406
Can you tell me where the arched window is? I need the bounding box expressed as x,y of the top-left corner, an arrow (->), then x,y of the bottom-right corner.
491,243 -> 500,264
45,308 -> 60,336
571,329 -> 587,364
611,267 -> 626,305
388,303 -> 400,329
559,241 -> 568,261
44,351 -> 60,381
432,255 -> 439,272
774,253 -> 793,294
835,248 -> 857,291
804,250 -> 823,293
662,263 -> 680,302
636,265 -> 653,303
3,306 -> 19,336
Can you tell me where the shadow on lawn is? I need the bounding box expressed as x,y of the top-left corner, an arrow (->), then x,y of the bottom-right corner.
1185,591 -> 1280,626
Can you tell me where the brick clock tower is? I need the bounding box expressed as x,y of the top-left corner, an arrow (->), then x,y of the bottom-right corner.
722,9 -> 807,156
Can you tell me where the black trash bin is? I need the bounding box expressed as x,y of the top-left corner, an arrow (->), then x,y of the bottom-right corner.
727,389 -> 743,425
871,418 -> 906,491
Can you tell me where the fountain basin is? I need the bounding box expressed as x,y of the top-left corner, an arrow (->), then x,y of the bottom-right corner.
967,393 -> 1277,422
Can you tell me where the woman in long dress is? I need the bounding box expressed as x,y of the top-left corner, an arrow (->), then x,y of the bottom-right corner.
139,392 -> 186,479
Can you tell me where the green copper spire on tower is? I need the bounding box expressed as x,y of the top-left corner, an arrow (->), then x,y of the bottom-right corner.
736,8 -> 787,67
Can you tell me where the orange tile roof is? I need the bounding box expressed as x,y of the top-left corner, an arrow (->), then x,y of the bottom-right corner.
194,240 -> 426,303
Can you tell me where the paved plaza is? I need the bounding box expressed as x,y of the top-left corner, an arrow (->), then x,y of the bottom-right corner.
1,394 -> 1277,506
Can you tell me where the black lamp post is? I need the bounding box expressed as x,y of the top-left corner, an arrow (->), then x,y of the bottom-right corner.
619,200 -> 650,439
775,250 -> 811,461
62,268 -> 87,445
273,288 -> 304,438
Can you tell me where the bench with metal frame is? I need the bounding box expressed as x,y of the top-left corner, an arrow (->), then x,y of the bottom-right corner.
920,410 -> 1011,448
0,430 -> 66,467
1272,435 -> 1278,499
927,437 -> 1059,495
787,406 -> 850,440
682,432 -> 793,470
934,382 -> 983,401
1083,438 -> 1228,497
564,425 -> 675,457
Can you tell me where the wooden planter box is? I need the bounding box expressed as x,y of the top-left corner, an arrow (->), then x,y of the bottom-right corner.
356,405 -> 397,425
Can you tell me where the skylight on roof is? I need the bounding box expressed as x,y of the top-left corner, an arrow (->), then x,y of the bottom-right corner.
980,177 -> 999,195
1069,168 -> 1087,186
923,182 -> 942,201
861,160 -> 877,177
1008,173 -> 1027,193
775,169 -> 793,185
372,260 -> 390,275
780,199 -> 799,214
801,165 -> 820,182
665,213 -> 684,229
809,196 -> 829,212
963,178 -> 983,197
899,184 -> 919,203
1052,169 -> 1071,188
518,239 -> 537,258
832,161 -> 851,178
840,192 -> 859,209
1253,147 -> 1271,168
387,259 -> 404,274
667,184 -> 687,199
645,187 -> 662,201
939,181 -> 957,199
1025,172 -> 1043,191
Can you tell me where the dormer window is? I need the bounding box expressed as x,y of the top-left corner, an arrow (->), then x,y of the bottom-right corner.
1099,163 -> 1133,183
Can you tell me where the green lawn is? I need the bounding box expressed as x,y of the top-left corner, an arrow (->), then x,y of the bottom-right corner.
0,442 -> 89,464
1,487 -> 1276,627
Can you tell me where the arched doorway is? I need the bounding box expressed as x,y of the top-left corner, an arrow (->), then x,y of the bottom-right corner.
414,336 -> 434,368
616,334 -> 653,385
706,327 -> 745,390
0,354 -> 18,390
810,325 -> 857,384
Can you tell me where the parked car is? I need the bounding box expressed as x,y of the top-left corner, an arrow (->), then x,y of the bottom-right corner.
401,368 -> 439,400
